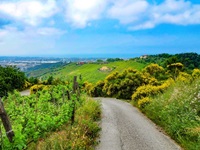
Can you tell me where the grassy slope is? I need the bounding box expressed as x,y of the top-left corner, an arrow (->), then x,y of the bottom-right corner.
41,60 -> 146,83
143,79 -> 200,150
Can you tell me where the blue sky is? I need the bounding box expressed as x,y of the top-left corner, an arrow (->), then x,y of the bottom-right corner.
0,0 -> 200,57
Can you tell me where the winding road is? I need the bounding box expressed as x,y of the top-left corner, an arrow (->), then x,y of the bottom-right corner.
95,98 -> 181,150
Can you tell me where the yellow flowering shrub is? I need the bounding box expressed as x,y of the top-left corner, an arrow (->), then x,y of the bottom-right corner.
138,97 -> 151,108
102,69 -> 144,99
23,80 -> 32,89
30,84 -> 46,94
176,72 -> 192,83
131,85 -> 159,101
89,80 -> 106,97
192,69 -> 200,79
167,62 -> 184,80
143,63 -> 164,76
83,81 -> 93,95
132,78 -> 174,102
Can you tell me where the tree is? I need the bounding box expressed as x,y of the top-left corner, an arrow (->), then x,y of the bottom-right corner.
164,56 -> 178,67
0,65 -> 26,97
47,76 -> 54,85
28,77 -> 39,85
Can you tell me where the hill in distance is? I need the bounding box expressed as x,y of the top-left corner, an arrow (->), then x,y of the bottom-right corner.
28,60 -> 146,83
26,52 -> 200,83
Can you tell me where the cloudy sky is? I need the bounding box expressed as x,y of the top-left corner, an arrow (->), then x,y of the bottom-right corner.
0,0 -> 200,56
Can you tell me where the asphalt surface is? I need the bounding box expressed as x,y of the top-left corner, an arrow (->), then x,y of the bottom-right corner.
20,89 -> 30,96
95,98 -> 182,150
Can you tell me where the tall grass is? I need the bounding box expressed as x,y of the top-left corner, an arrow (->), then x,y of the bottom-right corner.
144,79 -> 200,150
29,96 -> 101,150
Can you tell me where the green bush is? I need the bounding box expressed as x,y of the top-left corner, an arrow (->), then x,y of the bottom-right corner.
0,66 -> 26,97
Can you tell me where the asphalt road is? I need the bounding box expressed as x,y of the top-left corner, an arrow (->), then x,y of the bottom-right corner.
20,89 -> 30,96
95,98 -> 182,150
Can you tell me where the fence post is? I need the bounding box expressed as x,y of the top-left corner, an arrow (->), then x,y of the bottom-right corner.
0,98 -> 14,142
71,76 -> 78,124
73,76 -> 77,93
66,90 -> 71,100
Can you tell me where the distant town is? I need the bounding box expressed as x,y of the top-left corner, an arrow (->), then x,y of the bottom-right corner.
0,56 -> 107,71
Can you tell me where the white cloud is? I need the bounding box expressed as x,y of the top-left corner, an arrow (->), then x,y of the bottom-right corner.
0,0 -> 200,31
0,25 -> 63,55
0,30 -> 7,37
37,27 -> 66,36
129,21 -> 155,30
108,0 -> 149,24
64,0 -> 108,28
0,0 -> 58,26
108,0 -> 200,30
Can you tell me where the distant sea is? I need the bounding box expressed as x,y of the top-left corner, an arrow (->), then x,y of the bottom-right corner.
40,53 -> 144,59
0,53 -> 145,59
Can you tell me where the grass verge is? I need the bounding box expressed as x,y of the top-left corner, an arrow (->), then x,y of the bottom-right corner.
143,79 -> 200,150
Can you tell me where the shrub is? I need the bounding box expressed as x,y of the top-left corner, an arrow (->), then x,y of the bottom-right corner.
30,84 -> 48,94
176,72 -> 192,83
142,63 -> 166,81
103,69 -> 145,99
138,97 -> 151,108
23,80 -> 32,89
167,62 -> 184,80
90,80 -> 106,97
192,69 -> 200,79
83,82 -> 93,95
131,85 -> 160,102
131,78 -> 174,106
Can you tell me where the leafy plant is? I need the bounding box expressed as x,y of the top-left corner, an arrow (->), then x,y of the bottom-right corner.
1,84 -> 77,149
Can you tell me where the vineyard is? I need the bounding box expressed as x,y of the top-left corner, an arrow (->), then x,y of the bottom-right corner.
0,79 -> 100,150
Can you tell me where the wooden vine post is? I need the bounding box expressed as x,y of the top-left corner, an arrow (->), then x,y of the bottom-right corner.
73,76 -> 77,94
73,76 -> 80,99
66,90 -> 71,100
0,98 -> 14,142
71,76 -> 80,124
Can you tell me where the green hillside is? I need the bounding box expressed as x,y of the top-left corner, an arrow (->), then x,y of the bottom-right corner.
39,60 -> 146,83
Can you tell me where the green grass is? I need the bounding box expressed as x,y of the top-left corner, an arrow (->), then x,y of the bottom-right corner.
40,60 -> 146,83
143,79 -> 200,150
29,96 -> 101,150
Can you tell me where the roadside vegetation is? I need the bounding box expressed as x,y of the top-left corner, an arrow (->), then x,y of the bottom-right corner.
30,95 -> 101,150
0,52 -> 199,150
84,53 -> 200,150
144,79 -> 200,150
0,74 -> 101,150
